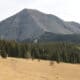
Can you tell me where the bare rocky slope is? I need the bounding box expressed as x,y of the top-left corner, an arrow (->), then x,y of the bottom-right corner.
0,9 -> 80,41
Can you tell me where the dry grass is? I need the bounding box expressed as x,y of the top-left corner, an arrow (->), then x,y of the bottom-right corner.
0,58 -> 80,80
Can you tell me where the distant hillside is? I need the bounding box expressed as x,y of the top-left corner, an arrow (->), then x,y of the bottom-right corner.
38,32 -> 80,43
0,9 -> 80,42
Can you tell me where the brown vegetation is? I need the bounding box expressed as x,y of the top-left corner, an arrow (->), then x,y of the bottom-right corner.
0,58 -> 80,80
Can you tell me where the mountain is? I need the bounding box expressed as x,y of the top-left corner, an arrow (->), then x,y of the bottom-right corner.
0,8 -> 80,42
37,32 -> 80,43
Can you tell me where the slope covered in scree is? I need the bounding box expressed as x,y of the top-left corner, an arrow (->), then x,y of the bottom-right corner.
0,9 -> 80,41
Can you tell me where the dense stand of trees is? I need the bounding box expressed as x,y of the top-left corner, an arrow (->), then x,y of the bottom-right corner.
0,40 -> 80,63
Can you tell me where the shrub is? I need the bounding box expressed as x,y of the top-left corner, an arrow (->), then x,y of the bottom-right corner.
0,50 -> 7,58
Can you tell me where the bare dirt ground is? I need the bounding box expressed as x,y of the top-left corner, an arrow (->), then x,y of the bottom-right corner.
0,58 -> 80,80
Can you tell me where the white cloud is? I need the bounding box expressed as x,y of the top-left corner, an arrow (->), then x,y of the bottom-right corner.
0,0 -> 80,23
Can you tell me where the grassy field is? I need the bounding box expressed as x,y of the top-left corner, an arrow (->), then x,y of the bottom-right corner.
0,58 -> 80,80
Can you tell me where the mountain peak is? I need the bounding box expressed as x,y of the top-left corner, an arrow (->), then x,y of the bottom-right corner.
18,8 -> 29,14
0,8 -> 80,41
20,8 -> 28,12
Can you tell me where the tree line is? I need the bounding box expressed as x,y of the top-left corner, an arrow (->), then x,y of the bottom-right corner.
0,40 -> 80,63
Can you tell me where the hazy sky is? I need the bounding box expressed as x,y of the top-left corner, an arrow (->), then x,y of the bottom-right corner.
0,0 -> 80,23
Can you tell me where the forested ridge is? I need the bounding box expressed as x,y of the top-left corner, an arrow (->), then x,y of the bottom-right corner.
0,40 -> 80,63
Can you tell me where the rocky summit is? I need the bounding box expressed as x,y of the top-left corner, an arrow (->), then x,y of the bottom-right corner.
0,9 -> 80,42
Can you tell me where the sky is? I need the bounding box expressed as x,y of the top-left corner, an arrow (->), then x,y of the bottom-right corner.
0,0 -> 80,23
